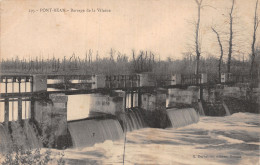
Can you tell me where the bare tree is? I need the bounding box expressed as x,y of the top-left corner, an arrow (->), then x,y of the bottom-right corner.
194,0 -> 203,75
250,0 -> 259,80
110,48 -> 115,62
212,27 -> 224,82
227,0 -> 235,74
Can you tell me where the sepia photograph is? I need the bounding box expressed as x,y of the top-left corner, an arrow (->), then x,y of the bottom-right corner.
0,0 -> 259,164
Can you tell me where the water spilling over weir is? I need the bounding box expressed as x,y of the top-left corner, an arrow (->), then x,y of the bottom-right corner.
166,108 -> 199,128
124,110 -> 147,132
68,119 -> 124,148
0,124 -> 11,153
0,121 -> 42,153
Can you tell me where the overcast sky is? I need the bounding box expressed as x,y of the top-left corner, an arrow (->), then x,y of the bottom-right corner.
0,0 -> 259,60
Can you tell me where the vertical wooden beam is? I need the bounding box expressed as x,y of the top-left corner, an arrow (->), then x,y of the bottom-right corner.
131,90 -> 134,109
4,98 -> 9,122
30,76 -> 33,92
200,85 -> 203,102
130,75 -> 133,88
138,89 -> 142,108
25,79 -> 27,92
124,91 -> 127,111
18,77 -> 21,93
18,98 -> 22,121
30,98 -> 35,120
12,80 -> 14,93
5,77 -> 7,93
124,75 -> 126,88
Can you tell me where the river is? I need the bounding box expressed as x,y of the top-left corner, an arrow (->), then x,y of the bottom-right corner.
63,112 -> 260,165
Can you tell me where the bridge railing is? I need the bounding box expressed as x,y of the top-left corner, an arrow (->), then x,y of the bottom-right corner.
0,97 -> 31,122
47,75 -> 94,90
105,75 -> 140,88
221,73 -> 251,84
181,74 -> 202,85
0,75 -> 33,94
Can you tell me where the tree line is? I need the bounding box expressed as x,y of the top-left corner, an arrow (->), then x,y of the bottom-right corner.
1,48 -> 259,83
193,0 -> 259,82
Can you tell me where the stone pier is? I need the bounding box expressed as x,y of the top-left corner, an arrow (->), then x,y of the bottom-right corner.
34,93 -> 69,148
89,91 -> 125,115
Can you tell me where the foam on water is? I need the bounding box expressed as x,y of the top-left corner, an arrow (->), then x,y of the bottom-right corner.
52,112 -> 259,165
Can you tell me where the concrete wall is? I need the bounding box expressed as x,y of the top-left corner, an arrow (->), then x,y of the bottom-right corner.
138,73 -> 154,87
252,88 -> 260,105
33,93 -> 68,147
91,75 -> 106,89
223,86 -> 248,99
89,92 -> 124,115
141,93 -> 166,111
33,75 -> 47,92
49,94 -> 68,137
168,87 -> 199,106
171,74 -> 182,85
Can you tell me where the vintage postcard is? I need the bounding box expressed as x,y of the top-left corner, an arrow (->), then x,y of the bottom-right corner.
0,0 -> 259,164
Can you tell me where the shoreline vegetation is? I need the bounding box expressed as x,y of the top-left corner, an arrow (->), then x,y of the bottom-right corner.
0,120 -> 65,165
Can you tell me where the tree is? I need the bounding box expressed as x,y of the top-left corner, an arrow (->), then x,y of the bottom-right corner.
194,0 -> 203,76
212,27 -> 224,82
227,0 -> 235,74
250,0 -> 259,80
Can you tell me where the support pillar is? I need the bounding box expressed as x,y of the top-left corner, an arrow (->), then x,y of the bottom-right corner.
4,98 -> 9,122
124,91 -> 127,111
200,85 -> 203,101
138,89 -> 142,108
131,91 -> 134,109
32,75 -> 47,92
31,98 -> 35,120
48,93 -> 68,148
5,77 -> 7,93
18,98 -> 22,121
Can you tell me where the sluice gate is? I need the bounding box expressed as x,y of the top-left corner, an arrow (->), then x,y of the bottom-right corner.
1,73 -> 258,150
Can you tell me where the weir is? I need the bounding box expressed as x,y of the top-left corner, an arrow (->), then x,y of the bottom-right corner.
0,121 -> 42,153
68,119 -> 123,148
0,73 -> 211,150
167,108 -> 199,128
124,110 -> 147,131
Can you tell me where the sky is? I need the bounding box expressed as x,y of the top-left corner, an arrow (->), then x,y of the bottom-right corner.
0,0 -> 259,60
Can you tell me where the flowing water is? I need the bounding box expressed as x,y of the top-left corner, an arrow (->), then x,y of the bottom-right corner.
0,121 -> 42,153
0,124 -> 11,153
63,112 -> 259,165
124,110 -> 147,132
68,119 -> 124,148
167,108 -> 199,128
0,92 -> 259,164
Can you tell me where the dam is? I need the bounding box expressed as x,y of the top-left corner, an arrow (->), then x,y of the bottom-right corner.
0,73 -> 259,151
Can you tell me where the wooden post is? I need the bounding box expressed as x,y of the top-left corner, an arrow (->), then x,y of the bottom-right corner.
124,75 -> 126,88
30,77 -> 33,92
138,89 -> 142,108
18,98 -> 22,120
131,90 -> 134,108
200,85 -> 203,102
30,98 -> 35,120
4,98 -> 9,122
5,77 -> 7,93
18,77 -> 21,93
124,91 -> 127,111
